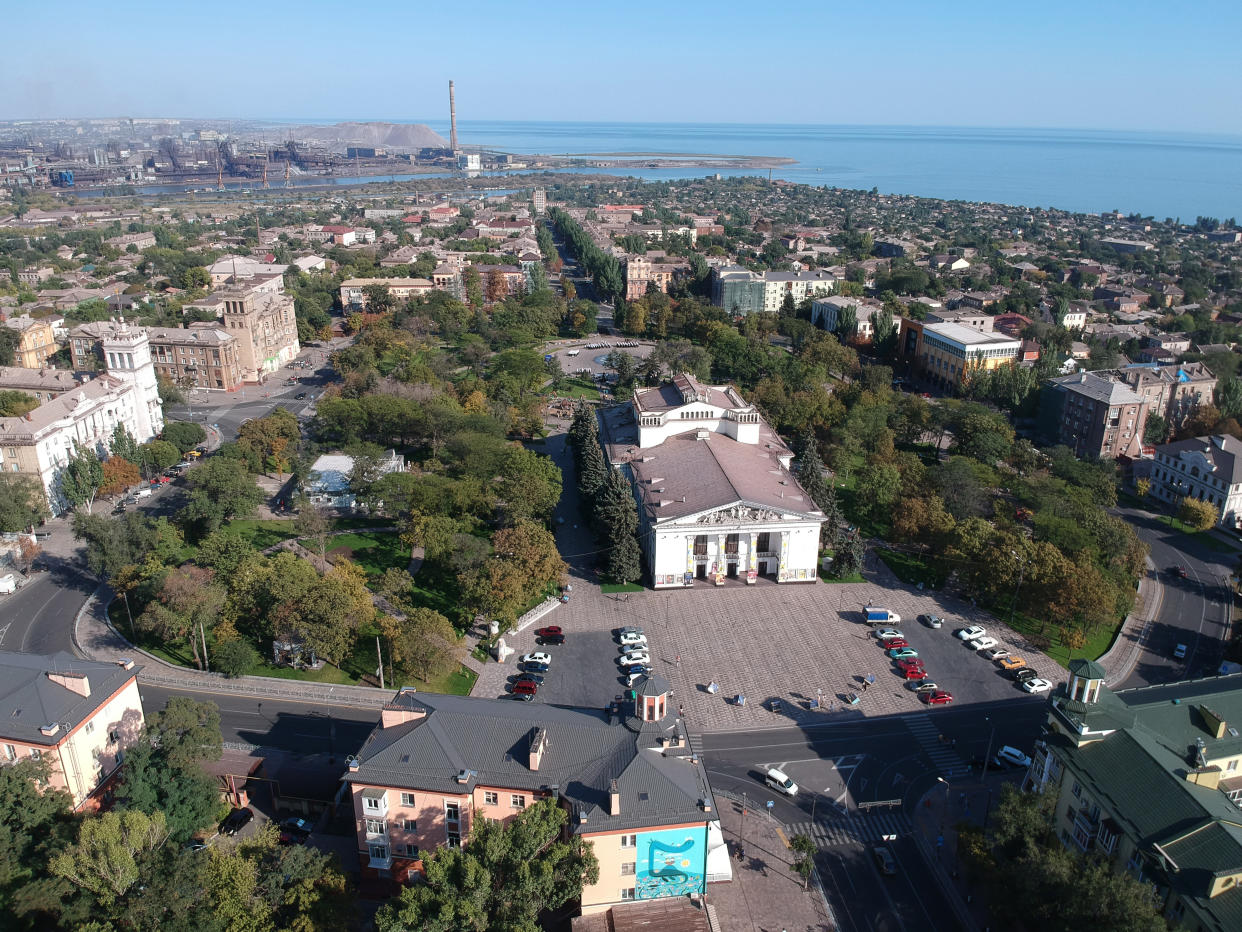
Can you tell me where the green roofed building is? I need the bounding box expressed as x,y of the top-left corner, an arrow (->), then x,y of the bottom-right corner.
1025,659 -> 1242,931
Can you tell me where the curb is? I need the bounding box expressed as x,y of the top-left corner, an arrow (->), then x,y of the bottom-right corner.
1095,557 -> 1162,684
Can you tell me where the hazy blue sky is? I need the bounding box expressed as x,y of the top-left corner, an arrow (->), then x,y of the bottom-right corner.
3,0 -> 1239,134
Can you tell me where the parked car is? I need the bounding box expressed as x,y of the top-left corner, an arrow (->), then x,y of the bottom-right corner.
873,628 -> 904,641
1013,667 -> 1039,682
905,679 -> 939,692
510,691 -> 535,702
872,845 -> 897,876
994,746 -> 1033,769
279,817 -> 312,845
625,671 -> 650,687
888,647 -> 919,660
619,632 -> 648,647
1173,643 -> 1188,659
998,656 -> 1026,671
513,679 -> 538,696
983,648 -> 1009,661
135,488 -> 152,499
882,638 -> 910,650
895,658 -> 925,672
922,690 -> 954,705
522,661 -> 549,673
619,651 -> 651,666
515,672 -> 545,686
764,767 -> 798,797
519,652 -> 551,666
919,614 -> 944,629
1022,678 -> 1053,694
955,625 -> 987,641
969,636 -> 1000,652
1169,565 -> 1189,579
536,634 -> 565,646
915,681 -> 941,693
615,626 -> 644,636
620,663 -> 651,676
174,461 -> 192,470
534,626 -> 562,638
218,807 -> 253,836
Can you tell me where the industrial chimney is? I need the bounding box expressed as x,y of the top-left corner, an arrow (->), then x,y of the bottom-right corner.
449,80 -> 458,153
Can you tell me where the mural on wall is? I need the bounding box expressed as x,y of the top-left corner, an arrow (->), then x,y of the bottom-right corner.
636,827 -> 706,899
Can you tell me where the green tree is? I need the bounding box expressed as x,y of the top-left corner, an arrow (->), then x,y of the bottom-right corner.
1217,377 -> 1242,421
110,423 -> 141,463
50,809 -> 169,908
788,833 -> 816,889
870,306 -> 897,357
142,439 -> 182,474
61,442 -> 105,513
0,390 -> 38,417
183,458 -> 263,536
1178,495 -> 1219,531
596,469 -> 643,584
380,607 -> 462,681
213,637 -> 260,678
496,447 -> 562,525
1142,412 -> 1168,445
375,798 -> 598,932
0,474 -> 49,532
831,534 -> 864,578
161,421 -> 207,455
854,462 -> 902,522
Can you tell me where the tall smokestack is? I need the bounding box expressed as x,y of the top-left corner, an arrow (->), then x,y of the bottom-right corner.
449,80 -> 458,153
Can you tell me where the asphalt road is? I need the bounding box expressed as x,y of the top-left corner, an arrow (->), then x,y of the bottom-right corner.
1113,505 -> 1236,689
697,700 -> 1048,932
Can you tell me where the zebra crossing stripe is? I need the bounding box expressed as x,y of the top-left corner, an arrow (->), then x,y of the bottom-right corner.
787,812 -> 913,848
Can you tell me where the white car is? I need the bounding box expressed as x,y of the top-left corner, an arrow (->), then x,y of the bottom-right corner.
994,745 -> 1033,769
873,628 -> 904,641
969,636 -> 1000,652
983,647 -> 1009,661
619,632 -> 648,647
625,671 -> 650,687
1022,677 -> 1053,694
955,625 -> 987,641
519,652 -> 551,666
764,767 -> 798,797
619,651 -> 651,666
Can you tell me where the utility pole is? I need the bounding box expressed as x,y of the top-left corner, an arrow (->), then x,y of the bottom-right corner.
376,636 -> 385,690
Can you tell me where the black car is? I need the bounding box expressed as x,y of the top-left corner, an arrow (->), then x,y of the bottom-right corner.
295,392 -> 308,400
621,663 -> 651,677
279,817 -> 312,845
1013,667 -> 1039,682
522,661 -> 550,673
218,807 -> 253,836
536,634 -> 565,646
515,672 -> 545,685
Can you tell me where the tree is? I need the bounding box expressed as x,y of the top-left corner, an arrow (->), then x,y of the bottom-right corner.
1142,411 -> 1168,445
239,409 -> 301,479
870,307 -> 897,357
0,757 -> 82,928
496,447 -> 562,525
788,833 -> 817,890
142,439 -> 181,474
50,810 -> 169,908
362,282 -> 396,314
596,469 -> 643,584
60,442 -> 104,513
1217,377 -> 1242,421
381,608 -> 462,681
1178,495 -> 1219,531
99,457 -> 141,498
1135,477 -> 1151,498
161,421 -> 207,455
375,798 -> 598,932
110,423 -> 141,463
294,498 -> 332,562
213,637 -> 260,678
0,390 -> 39,418
183,457 -> 263,536
831,534 -> 864,578
854,462 -> 902,521
0,474 -> 48,532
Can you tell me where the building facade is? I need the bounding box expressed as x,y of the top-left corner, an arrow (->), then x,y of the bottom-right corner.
1116,362 -> 1216,429
1025,660 -> 1242,932
810,296 -> 878,342
1039,371 -> 1149,460
623,255 -> 679,300
1150,435 -> 1242,529
339,277 -> 435,310
217,277 -> 300,382
2,316 -> 57,369
915,321 -> 1022,391
711,267 -> 839,314
0,651 -> 144,811
599,374 -> 824,588
71,321 -> 242,391
343,680 -> 725,914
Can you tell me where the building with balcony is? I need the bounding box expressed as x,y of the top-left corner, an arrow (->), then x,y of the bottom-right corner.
343,678 -> 727,916
0,651 -> 145,811
599,374 -> 823,588
1025,660 -> 1242,932
810,296 -> 879,342
1039,371 -> 1149,460
2,316 -> 57,369
71,321 -> 242,391
215,276 -> 300,382
1150,435 -> 1242,530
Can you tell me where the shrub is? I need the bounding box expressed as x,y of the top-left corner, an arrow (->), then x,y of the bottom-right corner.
213,638 -> 260,678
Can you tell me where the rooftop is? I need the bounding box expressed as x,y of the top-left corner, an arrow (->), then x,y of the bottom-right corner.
0,651 -> 139,745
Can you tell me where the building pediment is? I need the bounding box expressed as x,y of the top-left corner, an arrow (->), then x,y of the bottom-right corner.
662,502 -> 817,527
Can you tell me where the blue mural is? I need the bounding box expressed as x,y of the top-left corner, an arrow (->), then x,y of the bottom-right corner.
636,827 -> 706,899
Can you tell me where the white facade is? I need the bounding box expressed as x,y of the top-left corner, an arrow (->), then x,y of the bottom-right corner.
100,320 -> 163,443
811,296 -> 878,341
1150,435 -> 1242,529
761,270 -> 839,312
645,508 -> 823,587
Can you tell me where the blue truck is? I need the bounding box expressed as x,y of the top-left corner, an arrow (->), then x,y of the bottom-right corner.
865,605 -> 901,625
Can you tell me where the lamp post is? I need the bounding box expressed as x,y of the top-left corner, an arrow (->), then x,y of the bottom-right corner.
936,776 -> 950,832
981,715 -> 996,784
1009,549 -> 1026,627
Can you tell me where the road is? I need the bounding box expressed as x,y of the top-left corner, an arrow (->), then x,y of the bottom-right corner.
697,700 -> 1049,931
1113,505 -> 1236,689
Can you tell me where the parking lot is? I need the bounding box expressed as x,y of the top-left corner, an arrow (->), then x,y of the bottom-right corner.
472,559 -> 1064,731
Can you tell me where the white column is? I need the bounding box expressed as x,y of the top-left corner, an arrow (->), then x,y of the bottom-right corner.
747,531 -> 758,584
715,534 -> 726,585
777,531 -> 789,582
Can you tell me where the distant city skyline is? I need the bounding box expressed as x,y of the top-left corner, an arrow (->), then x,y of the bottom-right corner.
2,0 -> 1239,136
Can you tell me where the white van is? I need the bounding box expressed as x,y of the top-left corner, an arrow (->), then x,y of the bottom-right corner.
135,488 -> 153,499
764,767 -> 798,797
993,746 -> 1032,769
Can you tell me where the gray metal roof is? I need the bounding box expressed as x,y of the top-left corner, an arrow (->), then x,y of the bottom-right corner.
1157,435 -> 1242,486
0,651 -> 140,745
344,691 -> 716,834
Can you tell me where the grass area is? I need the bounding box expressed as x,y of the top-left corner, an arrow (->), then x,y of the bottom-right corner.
1116,491 -> 1149,509
553,379 -> 602,400
1005,610 -> 1119,669
223,519 -> 297,550
399,664 -> 477,696
326,531 -> 410,577
877,548 -> 947,589
1151,514 -> 1241,553
819,567 -> 865,584
601,581 -> 644,593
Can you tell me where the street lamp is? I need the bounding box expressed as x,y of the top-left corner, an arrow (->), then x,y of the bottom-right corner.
936,776 -> 950,832
981,715 -> 997,784
1009,549 -> 1026,627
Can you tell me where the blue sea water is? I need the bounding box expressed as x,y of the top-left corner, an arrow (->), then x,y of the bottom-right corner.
396,120 -> 1242,222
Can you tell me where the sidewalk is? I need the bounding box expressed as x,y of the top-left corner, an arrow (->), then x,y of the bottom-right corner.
1094,557 -> 1161,685
706,794 -> 834,932
910,772 -> 1015,931
74,583 -> 393,709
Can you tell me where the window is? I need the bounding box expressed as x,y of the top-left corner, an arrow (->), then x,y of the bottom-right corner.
365,819 -> 386,836
3,745 -> 14,761
368,844 -> 388,861
84,721 -> 95,736
446,832 -> 461,848
620,833 -> 636,848
693,535 -> 707,556
29,749 -> 40,761
403,819 -> 417,831
1071,781 -> 1081,799
364,796 -> 384,813
511,795 -> 525,810
620,888 -> 636,901
400,792 -> 415,806
621,862 -> 636,876
108,730 -> 119,745
405,843 -> 419,857
445,803 -> 460,824
484,791 -> 498,806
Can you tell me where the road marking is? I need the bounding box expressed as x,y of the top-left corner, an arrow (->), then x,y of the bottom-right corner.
0,623 -> 9,646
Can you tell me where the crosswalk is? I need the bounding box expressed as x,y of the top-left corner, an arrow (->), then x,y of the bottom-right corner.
787,811 -> 912,848
901,712 -> 969,777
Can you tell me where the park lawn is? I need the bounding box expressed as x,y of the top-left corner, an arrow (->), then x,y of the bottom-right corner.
395,664 -> 477,696
601,581 -> 644,593
553,378 -> 602,400
877,548 -> 947,589
1005,610 -> 1118,669
819,567 -> 865,584
325,531 -> 411,577
223,519 -> 298,550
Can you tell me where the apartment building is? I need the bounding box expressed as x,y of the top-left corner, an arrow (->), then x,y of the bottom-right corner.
1150,435 -> 1242,530
105,231 -> 156,251
623,255 -> 679,300
915,321 -> 1022,391
810,296 -> 879,342
2,316 -> 58,368
1114,362 -> 1216,428
1039,371 -> 1149,459
0,651 -> 144,811
16,266 -> 54,285
0,366 -> 84,403
710,266 -> 839,314
339,277 -> 435,310
1025,661 -> 1242,932
344,679 -> 726,916
216,277 -> 300,382
70,321 -> 242,391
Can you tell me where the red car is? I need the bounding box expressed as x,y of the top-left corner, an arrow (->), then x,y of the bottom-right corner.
513,679 -> 538,696
922,690 -> 954,705
895,657 -> 925,672
883,638 -> 910,650
534,626 -> 562,638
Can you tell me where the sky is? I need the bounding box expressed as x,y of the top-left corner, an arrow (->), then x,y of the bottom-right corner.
2,0 -> 1240,135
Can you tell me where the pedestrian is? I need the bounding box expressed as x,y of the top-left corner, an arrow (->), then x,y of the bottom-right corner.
675,654 -> 681,666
